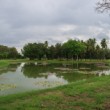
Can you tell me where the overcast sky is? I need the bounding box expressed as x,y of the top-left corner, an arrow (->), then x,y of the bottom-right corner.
0,0 -> 110,52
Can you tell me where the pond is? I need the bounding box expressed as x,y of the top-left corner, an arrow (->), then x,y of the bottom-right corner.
0,62 -> 110,95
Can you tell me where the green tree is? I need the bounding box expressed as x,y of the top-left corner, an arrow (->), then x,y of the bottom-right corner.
22,42 -> 47,60
95,45 -> 101,59
101,38 -> 107,59
55,43 -> 62,59
101,38 -> 107,49
0,45 -> 19,59
86,38 -> 96,59
47,45 -> 55,59
62,39 -> 86,60
37,43 -> 46,60
22,43 -> 38,60
8,47 -> 19,59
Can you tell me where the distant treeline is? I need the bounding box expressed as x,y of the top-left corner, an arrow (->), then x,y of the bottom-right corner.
0,38 -> 109,60
0,45 -> 20,59
22,38 -> 110,60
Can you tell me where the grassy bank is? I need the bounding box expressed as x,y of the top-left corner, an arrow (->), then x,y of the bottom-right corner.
0,60 -> 10,68
0,76 -> 110,110
0,59 -> 110,66
0,59 -> 36,68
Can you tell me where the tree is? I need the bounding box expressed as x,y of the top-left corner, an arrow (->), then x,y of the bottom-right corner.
22,43 -> 38,60
95,45 -> 101,59
22,42 -> 47,60
21,38 -> 110,60
37,43 -> 46,60
96,0 -> 110,13
62,39 -> 86,60
47,45 -> 55,59
54,43 -> 62,59
0,45 -> 19,59
101,38 -> 107,59
86,38 -> 96,59
8,47 -> 19,59
101,38 -> 107,49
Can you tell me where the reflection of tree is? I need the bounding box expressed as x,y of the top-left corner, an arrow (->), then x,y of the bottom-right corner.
22,62 -> 108,81
22,63 -> 59,78
57,72 -> 94,83
0,63 -> 20,75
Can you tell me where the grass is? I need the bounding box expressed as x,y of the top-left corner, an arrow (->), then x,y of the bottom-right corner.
0,76 -> 110,110
0,59 -> 110,109
0,60 -> 10,68
0,59 -> 36,68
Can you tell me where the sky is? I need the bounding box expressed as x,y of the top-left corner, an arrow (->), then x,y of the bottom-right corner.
0,0 -> 110,52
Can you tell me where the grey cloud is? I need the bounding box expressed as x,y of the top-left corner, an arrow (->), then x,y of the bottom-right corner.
0,0 -> 110,52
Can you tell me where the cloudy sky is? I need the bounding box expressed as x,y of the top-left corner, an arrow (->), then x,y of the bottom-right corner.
0,0 -> 110,52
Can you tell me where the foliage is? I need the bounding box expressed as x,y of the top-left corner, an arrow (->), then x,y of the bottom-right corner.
62,39 -> 86,59
101,38 -> 107,49
0,45 -> 19,59
22,38 -> 110,60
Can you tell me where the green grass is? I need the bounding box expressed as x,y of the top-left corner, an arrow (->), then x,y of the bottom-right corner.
0,76 -> 110,110
0,58 -> 110,66
0,59 -> 37,68
0,59 -> 110,109
0,60 -> 10,68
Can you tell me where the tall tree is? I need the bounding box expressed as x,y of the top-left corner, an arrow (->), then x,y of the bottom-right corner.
86,38 -> 96,59
101,38 -> 107,49
101,38 -> 107,59
95,45 -> 101,59
47,45 -> 55,59
55,43 -> 62,59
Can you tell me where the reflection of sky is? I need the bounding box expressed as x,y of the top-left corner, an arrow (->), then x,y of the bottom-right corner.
94,70 -> 110,76
0,62 -> 110,95
0,63 -> 68,95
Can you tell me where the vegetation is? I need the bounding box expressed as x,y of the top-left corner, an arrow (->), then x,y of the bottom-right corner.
0,60 -> 10,68
0,45 -> 20,59
0,76 -> 110,110
0,38 -> 109,60
22,38 -> 110,60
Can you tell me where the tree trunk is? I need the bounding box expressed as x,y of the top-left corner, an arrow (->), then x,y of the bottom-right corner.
77,55 -> 78,61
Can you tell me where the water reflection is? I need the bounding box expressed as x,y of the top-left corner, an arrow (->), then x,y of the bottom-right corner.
22,63 -> 56,78
0,62 -> 110,95
0,63 -> 20,75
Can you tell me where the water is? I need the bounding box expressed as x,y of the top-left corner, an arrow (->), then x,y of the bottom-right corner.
0,62 -> 110,95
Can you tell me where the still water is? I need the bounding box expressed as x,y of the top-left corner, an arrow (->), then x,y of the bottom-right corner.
0,62 -> 110,95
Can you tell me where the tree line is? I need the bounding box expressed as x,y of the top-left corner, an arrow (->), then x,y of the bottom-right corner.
22,38 -> 110,60
0,45 -> 20,59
